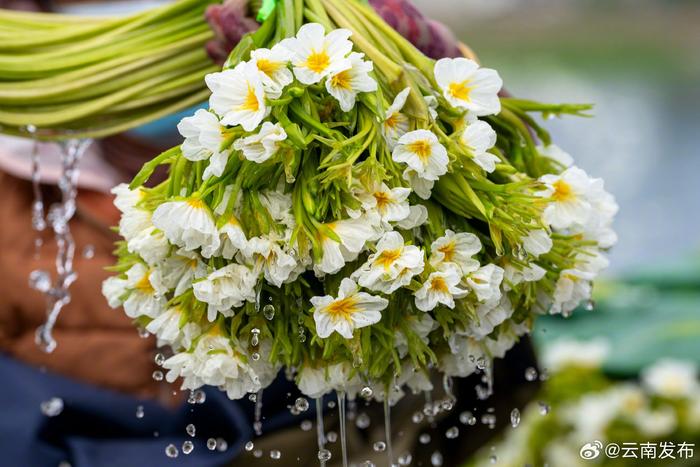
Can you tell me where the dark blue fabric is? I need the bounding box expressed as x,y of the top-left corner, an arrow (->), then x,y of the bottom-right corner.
0,355 -> 260,467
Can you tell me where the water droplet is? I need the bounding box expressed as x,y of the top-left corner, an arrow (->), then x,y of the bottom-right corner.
154,353 -> 165,366
29,270 -> 52,292
188,389 -> 206,404
298,329 -> 306,342
152,370 -> 163,381
459,411 -> 476,425
270,449 -> 281,460
182,440 -> 194,455
445,426 -> 459,439
419,433 -> 431,444
476,357 -> 487,370
584,299 -> 595,311
138,328 -> 150,338
253,449 -> 263,458
165,444 -> 178,458
186,423 -> 196,437
300,420 -> 313,431
411,411 -> 424,424
355,412 -> 371,429
440,399 -> 454,412
539,368 -> 550,381
251,352 -> 260,361
216,438 -> 228,452
295,397 -> 309,412
373,441 -> 386,452
82,244 -> 95,259
398,453 -> 412,465
510,408 -> 520,427
135,405 -> 144,419
489,454 -> 498,464
538,401 -> 550,415
481,414 -> 497,429
206,438 -> 217,450
318,449 -> 332,461
361,461 -> 375,467
326,431 -> 337,443
360,386 -> 373,399
524,367 -> 538,381
263,304 -> 275,320
430,451 -> 443,466
40,397 -> 63,417
245,441 -> 254,451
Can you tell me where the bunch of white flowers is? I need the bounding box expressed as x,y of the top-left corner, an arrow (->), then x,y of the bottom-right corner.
104,2 -> 617,407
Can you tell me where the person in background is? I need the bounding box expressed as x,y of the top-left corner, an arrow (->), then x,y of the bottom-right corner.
0,1 -> 537,465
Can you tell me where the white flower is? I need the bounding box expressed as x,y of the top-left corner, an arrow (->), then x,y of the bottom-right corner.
280,23 -> 353,85
146,306 -> 201,350
156,248 -> 207,297
177,109 -> 229,180
424,95 -> 438,120
521,229 -> 552,258
460,118 -> 499,172
463,295 -> 514,339
311,278 -> 388,339
538,166 -> 595,230
122,263 -> 168,319
396,204 -> 428,230
127,226 -> 170,266
641,359 -> 699,398
193,263 -> 257,321
353,231 -> 425,293
440,334 -> 484,378
414,264 -> 468,312
326,52 -> 377,111
152,198 -> 220,253
250,44 -> 294,98
434,57 -> 502,116
465,263 -> 504,302
206,61 -> 268,131
382,87 -> 411,149
550,268 -> 594,315
316,216 -> 378,275
503,261 -> 546,289
581,186 -> 619,248
634,407 -> 677,437
244,236 -> 298,287
541,338 -> 610,372
392,130 -> 448,181
429,229 -> 481,273
118,207 -> 151,243
298,363 -> 363,399
233,122 -> 287,164
402,168 -> 434,200
102,275 -> 128,308
111,183 -> 144,213
357,182 -> 411,223
217,215 -> 248,260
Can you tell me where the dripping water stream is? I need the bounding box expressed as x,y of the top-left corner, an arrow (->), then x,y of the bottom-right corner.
34,138 -> 92,353
383,398 -> 395,467
337,391 -> 348,467
315,398 -> 328,466
253,389 -> 264,436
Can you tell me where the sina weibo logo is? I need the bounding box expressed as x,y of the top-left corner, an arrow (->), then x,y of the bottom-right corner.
579,441 -> 603,460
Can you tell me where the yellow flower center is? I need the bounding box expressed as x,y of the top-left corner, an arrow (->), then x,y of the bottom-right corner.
438,241 -> 456,263
407,140 -> 432,162
375,248 -> 402,270
240,84 -> 260,112
256,58 -> 281,77
330,70 -> 353,90
373,191 -> 391,212
448,80 -> 473,102
384,113 -> 399,130
305,49 -> 330,74
188,258 -> 199,269
430,276 -> 450,293
325,296 -> 359,321
552,180 -> 574,202
134,273 -> 154,294
187,198 -> 205,209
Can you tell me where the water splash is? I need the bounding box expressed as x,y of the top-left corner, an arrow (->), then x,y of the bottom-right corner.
253,389 -> 264,436
34,138 -> 92,353
337,391 -> 349,467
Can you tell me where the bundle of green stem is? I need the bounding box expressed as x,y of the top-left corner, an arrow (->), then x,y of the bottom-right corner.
0,0 -> 219,139
98,0 -> 615,401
